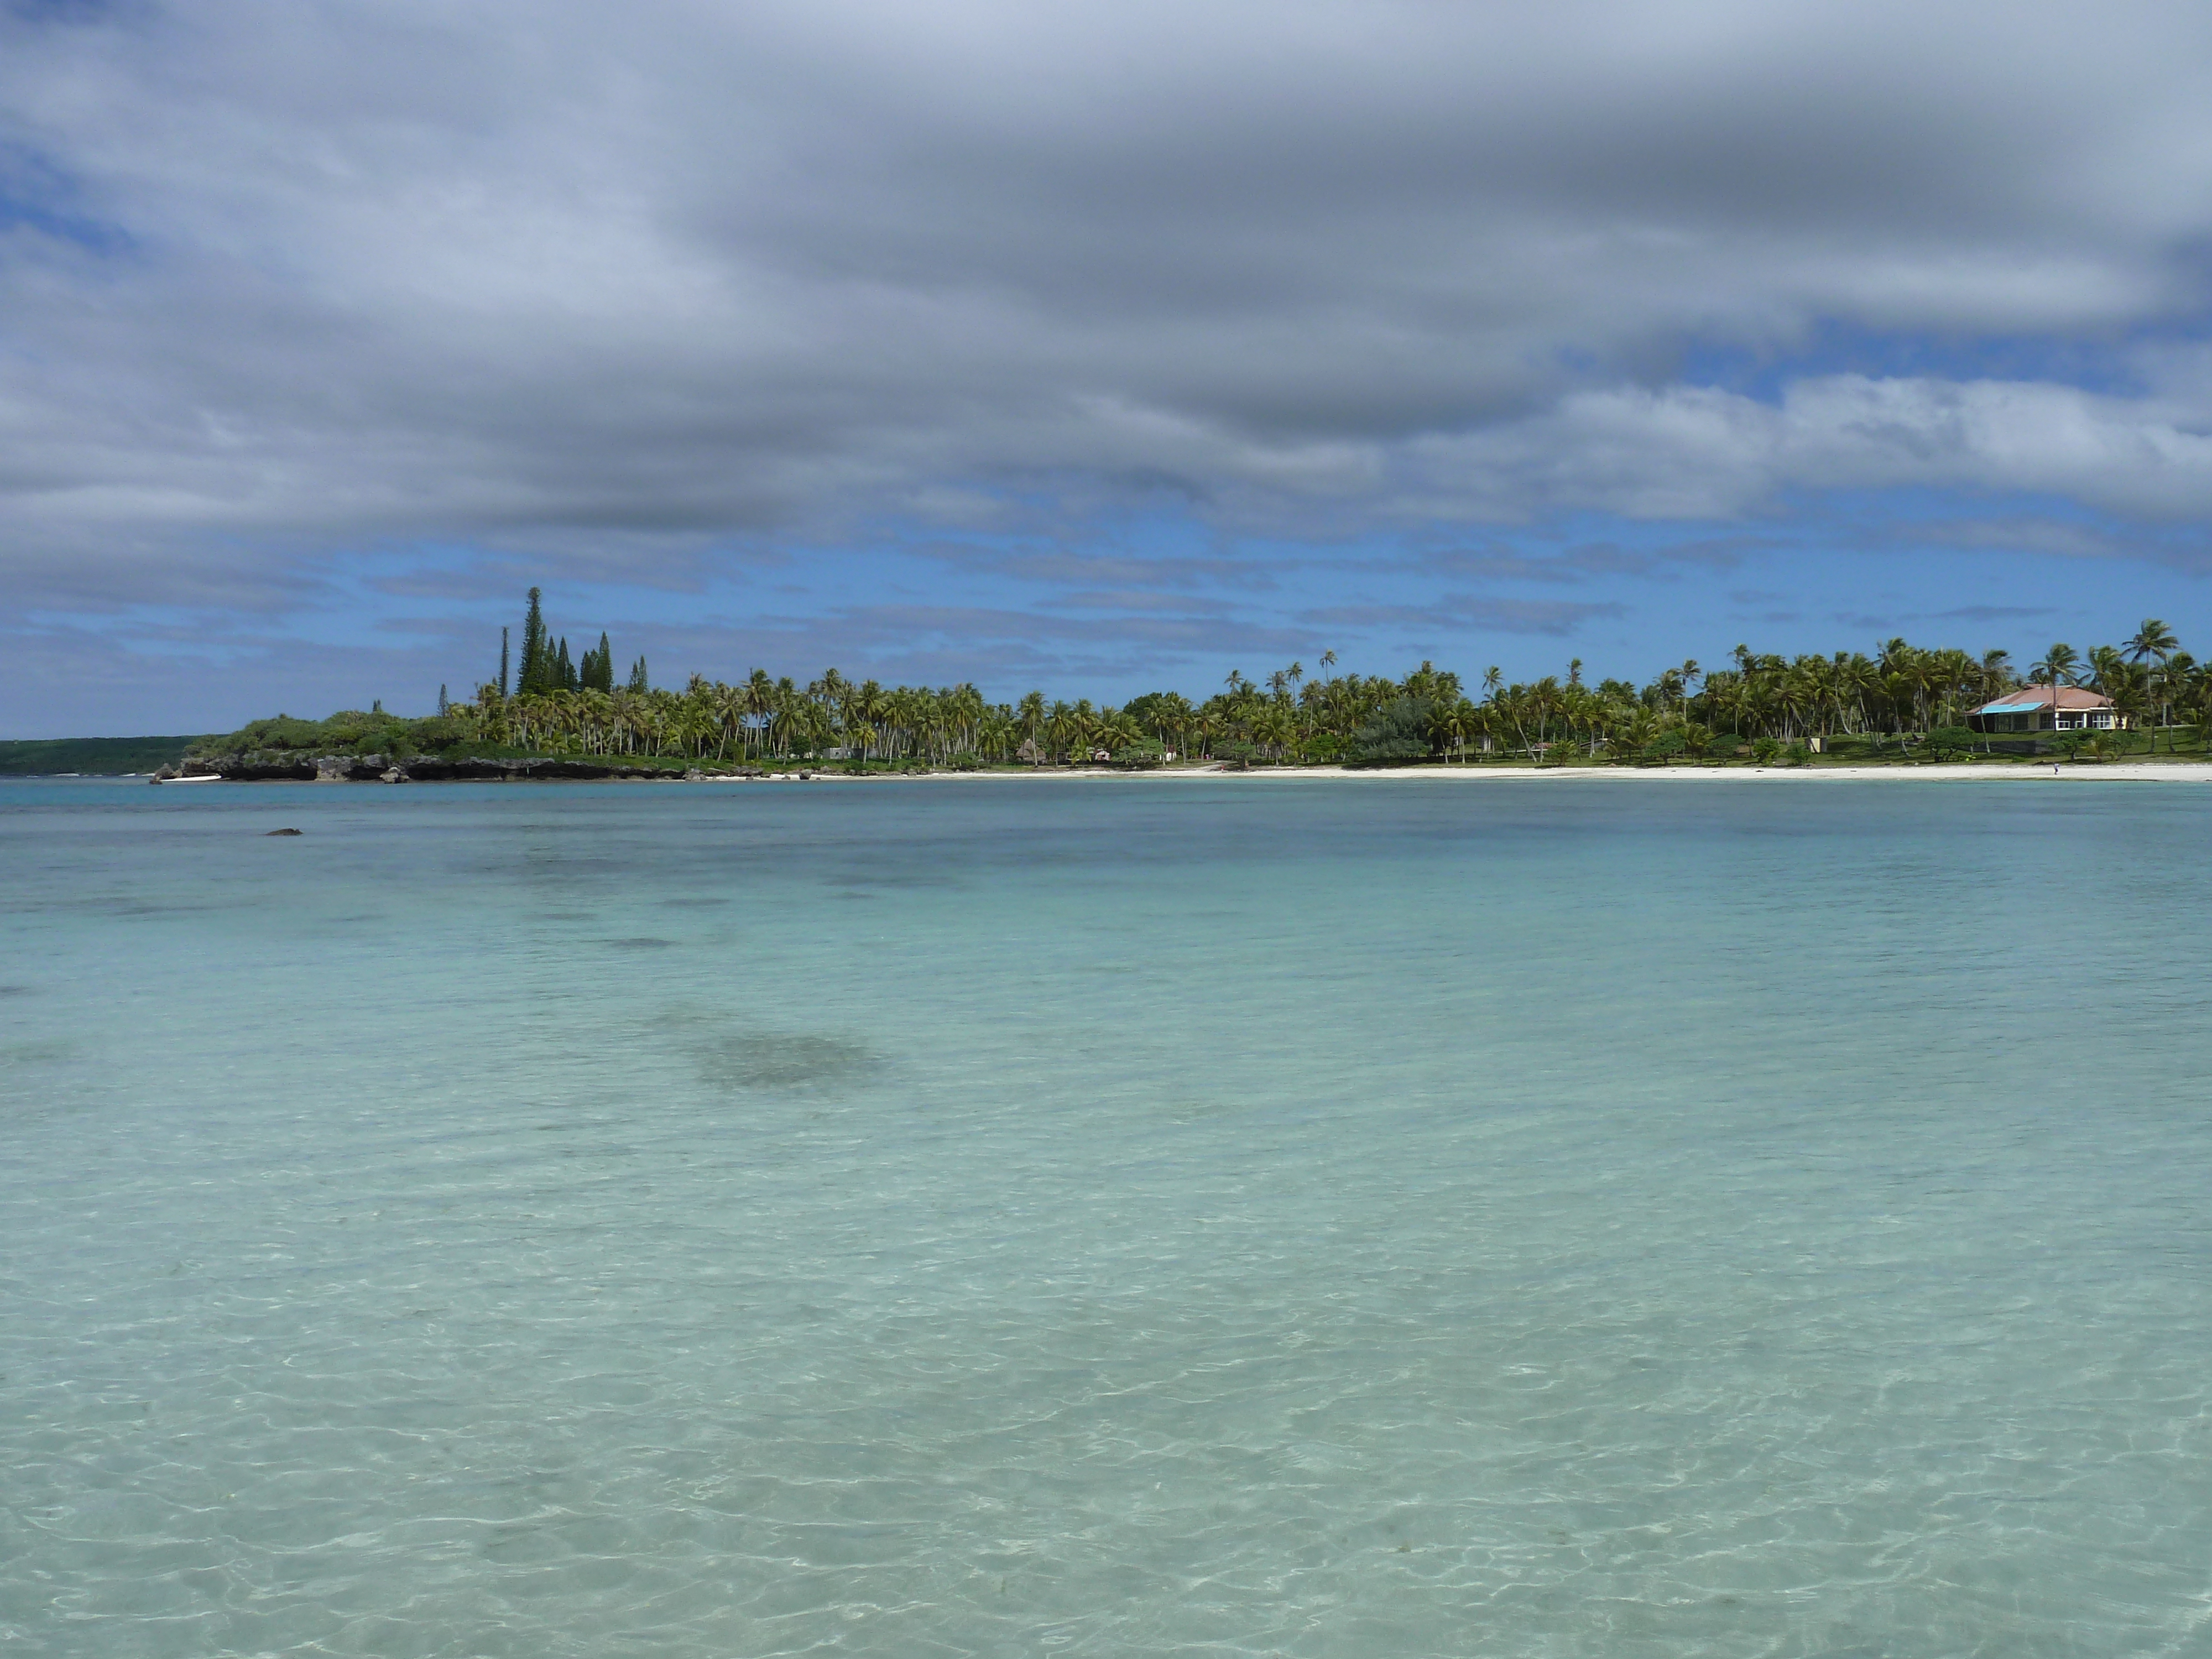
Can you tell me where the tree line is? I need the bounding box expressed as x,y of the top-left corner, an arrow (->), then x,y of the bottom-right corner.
445,598 -> 2205,765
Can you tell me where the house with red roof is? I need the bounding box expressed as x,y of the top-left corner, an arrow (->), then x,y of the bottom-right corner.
1965,685 -> 2126,734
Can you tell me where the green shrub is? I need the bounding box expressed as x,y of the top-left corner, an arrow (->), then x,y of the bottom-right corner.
1352,697 -> 1436,763
1350,738 -> 1428,764
1923,724 -> 1980,761
406,716 -> 474,752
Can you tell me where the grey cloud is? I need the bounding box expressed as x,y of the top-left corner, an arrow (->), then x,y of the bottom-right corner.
913,542 -> 1283,592
1401,378 -> 2212,523
1831,602 -> 2053,634
3,0 -> 2212,615
1420,538 -> 1755,585
367,568 -> 538,602
1041,590 -> 1241,615
634,602 -> 1316,687
372,614 -> 484,639
1305,596 -> 1628,637
1918,516 -> 2212,570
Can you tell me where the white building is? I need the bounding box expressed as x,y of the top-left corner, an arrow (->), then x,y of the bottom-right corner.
1965,685 -> 2126,733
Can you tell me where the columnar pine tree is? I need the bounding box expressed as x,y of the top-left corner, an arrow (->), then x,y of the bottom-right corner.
581,632 -> 614,692
518,588 -> 551,693
628,656 -> 650,693
499,628 -> 510,697
555,637 -> 576,692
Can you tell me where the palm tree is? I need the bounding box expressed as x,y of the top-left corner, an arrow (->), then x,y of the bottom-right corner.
2187,660 -> 2212,750
1777,662 -> 1819,741
2107,664 -> 2152,749
2085,645 -> 2127,695
2127,618 -> 2178,665
2127,620 -> 2180,744
2029,643 -> 2080,736
2152,651 -> 2196,753
1429,698 -> 1475,763
1835,653 -> 1878,737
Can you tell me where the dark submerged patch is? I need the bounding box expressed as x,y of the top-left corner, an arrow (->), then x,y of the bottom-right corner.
697,1034 -> 879,1093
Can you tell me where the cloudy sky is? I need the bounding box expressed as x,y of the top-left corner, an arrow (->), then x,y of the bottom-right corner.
6,0 -> 2212,733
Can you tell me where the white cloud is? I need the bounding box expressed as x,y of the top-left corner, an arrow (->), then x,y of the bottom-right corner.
1403,377 -> 2212,523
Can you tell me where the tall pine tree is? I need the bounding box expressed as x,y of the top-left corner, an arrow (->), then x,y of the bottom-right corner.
555,637 -> 576,692
499,627 -> 509,696
581,632 -> 614,692
518,588 -> 551,693
628,655 -> 650,693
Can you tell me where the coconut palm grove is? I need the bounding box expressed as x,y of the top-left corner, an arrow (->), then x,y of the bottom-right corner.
183,593 -> 2205,772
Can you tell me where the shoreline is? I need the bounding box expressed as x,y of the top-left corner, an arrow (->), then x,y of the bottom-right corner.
122,758 -> 2212,785
870,760 -> 2212,784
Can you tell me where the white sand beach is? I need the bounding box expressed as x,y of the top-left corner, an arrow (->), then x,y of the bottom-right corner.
734,759 -> 2212,784
1162,760 -> 2212,783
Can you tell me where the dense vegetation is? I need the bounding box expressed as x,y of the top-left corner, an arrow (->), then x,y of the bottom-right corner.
179,605 -> 2210,770
0,735 -> 212,775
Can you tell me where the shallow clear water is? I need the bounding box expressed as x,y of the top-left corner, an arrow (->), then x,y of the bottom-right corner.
3,775 -> 2210,1657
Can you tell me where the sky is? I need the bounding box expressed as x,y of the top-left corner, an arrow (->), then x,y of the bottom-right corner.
6,0 -> 2212,735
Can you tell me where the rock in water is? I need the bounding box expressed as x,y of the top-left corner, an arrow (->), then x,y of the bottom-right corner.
264,828 -> 304,836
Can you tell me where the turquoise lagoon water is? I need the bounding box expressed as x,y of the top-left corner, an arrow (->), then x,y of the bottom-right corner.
3,774 -> 2210,1657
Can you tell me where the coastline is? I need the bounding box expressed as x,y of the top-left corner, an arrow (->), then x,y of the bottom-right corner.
130,757 -> 2212,785
533,758 -> 2212,784
873,760 -> 2212,784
